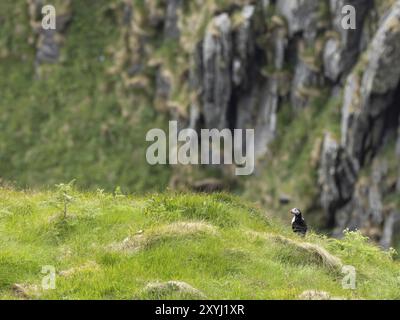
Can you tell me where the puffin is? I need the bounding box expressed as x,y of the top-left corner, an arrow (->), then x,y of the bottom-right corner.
291,208 -> 307,237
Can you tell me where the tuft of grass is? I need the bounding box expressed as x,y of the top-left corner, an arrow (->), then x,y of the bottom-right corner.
268,234 -> 343,271
138,280 -> 208,300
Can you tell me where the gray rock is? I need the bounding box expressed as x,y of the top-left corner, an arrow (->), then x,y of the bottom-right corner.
318,133 -> 359,226
36,30 -> 60,64
397,172 -> 400,194
164,0 -> 182,40
234,75 -> 279,158
333,181 -> 373,237
368,160 -> 387,225
273,29 -> 288,70
323,38 -> 342,82
335,148 -> 359,202
324,0 -> 373,82
341,2 -> 400,166
192,5 -> 278,158
262,0 -> 270,9
291,58 -> 323,109
235,82 -> 263,130
340,73 -> 362,151
380,211 -> 400,249
318,133 -> 340,224
189,41 -> 203,92
187,3 -> 282,165
276,0 -> 320,41
254,79 -> 279,157
155,69 -> 172,102
333,201 -> 355,237
202,13 -> 233,130
397,122 -> 400,192
333,160 -> 388,240
232,5 -> 255,88
396,122 -> 400,158
362,6 -> 400,99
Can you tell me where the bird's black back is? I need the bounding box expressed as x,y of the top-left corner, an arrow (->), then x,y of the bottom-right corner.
292,215 -> 307,237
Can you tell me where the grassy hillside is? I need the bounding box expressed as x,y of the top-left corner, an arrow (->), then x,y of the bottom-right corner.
0,187 -> 399,300
0,0 -> 171,192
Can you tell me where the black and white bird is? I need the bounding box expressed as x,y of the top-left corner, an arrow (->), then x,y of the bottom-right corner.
291,208 -> 307,237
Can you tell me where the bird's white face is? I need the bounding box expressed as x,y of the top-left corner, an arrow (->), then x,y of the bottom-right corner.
290,208 -> 301,216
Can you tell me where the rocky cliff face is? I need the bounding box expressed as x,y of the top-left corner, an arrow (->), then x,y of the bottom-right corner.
330,2 -> 400,246
137,0 -> 400,247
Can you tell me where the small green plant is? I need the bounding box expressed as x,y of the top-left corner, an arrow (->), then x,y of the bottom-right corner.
51,180 -> 76,219
114,186 -> 125,198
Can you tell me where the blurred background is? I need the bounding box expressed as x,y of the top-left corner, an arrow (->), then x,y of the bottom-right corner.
0,0 -> 399,249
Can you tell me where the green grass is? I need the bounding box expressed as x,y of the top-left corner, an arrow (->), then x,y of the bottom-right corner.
0,0 -> 171,193
0,188 -> 399,300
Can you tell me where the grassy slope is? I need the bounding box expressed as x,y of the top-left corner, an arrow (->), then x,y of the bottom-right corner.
0,0 -> 170,192
0,188 -> 399,300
